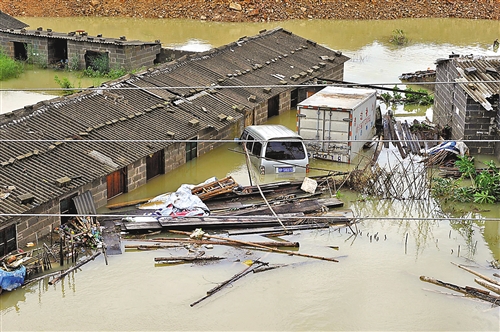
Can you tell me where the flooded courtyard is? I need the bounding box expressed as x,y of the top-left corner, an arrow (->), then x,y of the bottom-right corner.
0,17 -> 499,331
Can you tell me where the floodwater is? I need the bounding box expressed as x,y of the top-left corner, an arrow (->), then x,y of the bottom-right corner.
1,18 -> 499,331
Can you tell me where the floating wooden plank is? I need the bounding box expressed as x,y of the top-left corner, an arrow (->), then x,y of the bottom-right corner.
106,197 -> 154,210
228,197 -> 343,216
227,223 -> 330,235
122,221 -> 162,231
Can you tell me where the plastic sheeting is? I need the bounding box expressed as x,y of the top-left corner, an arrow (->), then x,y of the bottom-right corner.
0,265 -> 26,291
427,141 -> 469,156
124,178 -> 213,222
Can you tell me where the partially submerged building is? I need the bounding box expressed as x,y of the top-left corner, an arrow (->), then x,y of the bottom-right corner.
0,10 -> 161,70
0,27 -> 349,253
433,54 -> 500,158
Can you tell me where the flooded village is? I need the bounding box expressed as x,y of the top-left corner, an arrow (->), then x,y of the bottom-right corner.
0,4 -> 499,332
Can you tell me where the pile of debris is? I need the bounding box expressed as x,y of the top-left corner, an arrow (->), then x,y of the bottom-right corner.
0,215 -> 105,293
113,175 -> 353,235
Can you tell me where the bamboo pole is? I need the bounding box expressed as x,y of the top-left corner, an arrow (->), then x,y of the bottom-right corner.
126,238 -> 300,248
452,262 -> 500,287
169,230 -> 339,262
242,144 -> 288,233
125,239 -> 299,249
420,276 -> 500,306
49,252 -> 101,285
474,278 -> 500,295
155,256 -> 225,263
190,259 -> 264,307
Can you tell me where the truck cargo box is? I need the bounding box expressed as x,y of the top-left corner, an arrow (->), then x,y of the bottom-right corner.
297,86 -> 377,163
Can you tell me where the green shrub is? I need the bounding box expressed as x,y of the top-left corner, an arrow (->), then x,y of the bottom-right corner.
0,50 -> 24,80
389,29 -> 409,46
54,75 -> 78,95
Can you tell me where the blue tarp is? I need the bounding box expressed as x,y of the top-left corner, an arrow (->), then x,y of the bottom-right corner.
0,265 -> 26,291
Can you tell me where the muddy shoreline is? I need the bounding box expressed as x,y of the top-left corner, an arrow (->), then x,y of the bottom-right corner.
1,0 -> 499,22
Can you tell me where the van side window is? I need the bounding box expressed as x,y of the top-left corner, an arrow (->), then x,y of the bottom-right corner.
252,141 -> 262,156
265,142 -> 305,160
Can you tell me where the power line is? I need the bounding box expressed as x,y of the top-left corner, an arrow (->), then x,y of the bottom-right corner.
1,213 -> 499,222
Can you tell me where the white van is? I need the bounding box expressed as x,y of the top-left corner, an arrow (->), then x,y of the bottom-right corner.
239,125 -> 309,175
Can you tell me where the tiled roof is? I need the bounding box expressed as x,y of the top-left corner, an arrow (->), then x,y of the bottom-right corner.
0,27 -> 349,223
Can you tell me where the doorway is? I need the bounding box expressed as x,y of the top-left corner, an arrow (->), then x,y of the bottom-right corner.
267,95 -> 280,118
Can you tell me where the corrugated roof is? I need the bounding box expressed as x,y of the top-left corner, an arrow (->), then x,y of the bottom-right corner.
0,27 -> 349,223
0,11 -> 28,29
0,26 -> 158,46
452,55 -> 500,111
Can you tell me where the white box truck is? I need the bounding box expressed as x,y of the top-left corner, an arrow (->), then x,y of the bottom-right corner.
297,86 -> 377,164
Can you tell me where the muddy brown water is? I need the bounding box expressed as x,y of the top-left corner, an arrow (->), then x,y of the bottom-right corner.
0,18 -> 499,331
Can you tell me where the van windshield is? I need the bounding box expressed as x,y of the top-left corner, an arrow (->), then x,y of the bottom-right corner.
265,141 -> 306,160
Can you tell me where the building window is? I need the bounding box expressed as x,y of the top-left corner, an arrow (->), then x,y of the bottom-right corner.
186,138 -> 197,162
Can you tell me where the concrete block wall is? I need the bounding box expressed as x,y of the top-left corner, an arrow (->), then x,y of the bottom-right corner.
463,98 -> 497,155
67,41 -> 160,71
129,44 -> 161,69
79,177 -> 108,210
253,101 -> 268,125
197,121 -> 242,156
435,58 -> 499,155
127,158 -> 147,192
278,90 -> 291,115
164,142 -> 187,173
0,32 -> 49,62
17,202 -> 59,247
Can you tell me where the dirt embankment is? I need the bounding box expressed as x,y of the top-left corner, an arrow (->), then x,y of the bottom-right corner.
1,0 -> 499,22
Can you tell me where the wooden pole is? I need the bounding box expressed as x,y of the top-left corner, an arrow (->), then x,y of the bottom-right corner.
169,230 -> 339,262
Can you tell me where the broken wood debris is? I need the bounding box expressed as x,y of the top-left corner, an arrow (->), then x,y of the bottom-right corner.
190,258 -> 266,307
154,255 -> 225,264
49,251 -> 101,285
379,113 -> 453,165
124,237 -> 300,249
169,230 -> 339,262
420,262 -> 500,306
420,276 -> 500,306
